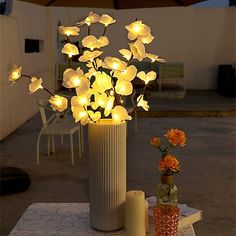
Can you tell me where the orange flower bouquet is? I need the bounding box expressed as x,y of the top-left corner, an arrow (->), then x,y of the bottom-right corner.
150,129 -> 187,206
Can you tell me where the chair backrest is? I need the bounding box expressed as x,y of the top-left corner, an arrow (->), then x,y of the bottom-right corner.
37,100 -> 48,125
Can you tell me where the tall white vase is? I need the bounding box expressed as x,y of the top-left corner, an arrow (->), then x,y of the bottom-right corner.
88,119 -> 126,231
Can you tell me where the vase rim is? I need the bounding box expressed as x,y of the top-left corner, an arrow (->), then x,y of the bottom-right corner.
89,119 -> 126,126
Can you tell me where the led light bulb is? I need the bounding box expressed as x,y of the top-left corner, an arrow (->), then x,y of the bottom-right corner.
79,111 -> 87,118
112,63 -> 119,70
133,25 -> 140,33
12,71 -> 20,79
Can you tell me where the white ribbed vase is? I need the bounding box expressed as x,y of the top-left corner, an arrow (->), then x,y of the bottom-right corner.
88,119 -> 126,231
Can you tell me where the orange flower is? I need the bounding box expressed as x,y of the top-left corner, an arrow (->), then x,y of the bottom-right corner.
150,137 -> 161,147
159,155 -> 180,173
164,129 -> 186,147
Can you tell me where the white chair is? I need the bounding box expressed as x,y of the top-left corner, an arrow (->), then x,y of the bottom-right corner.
37,100 -> 84,166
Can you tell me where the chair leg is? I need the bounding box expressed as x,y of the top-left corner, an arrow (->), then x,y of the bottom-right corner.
52,135 -> 55,153
60,134 -> 64,145
70,133 -> 74,166
47,135 -> 51,156
80,126 -> 84,154
36,134 -> 41,166
78,129 -> 82,158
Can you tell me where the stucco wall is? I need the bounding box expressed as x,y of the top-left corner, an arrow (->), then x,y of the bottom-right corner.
0,0 -> 53,140
50,6 -> 235,90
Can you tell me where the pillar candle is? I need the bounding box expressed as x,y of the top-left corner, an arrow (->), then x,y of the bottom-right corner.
145,200 -> 149,232
126,190 -> 146,236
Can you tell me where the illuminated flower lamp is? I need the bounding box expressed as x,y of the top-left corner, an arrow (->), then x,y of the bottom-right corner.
9,11 -> 166,232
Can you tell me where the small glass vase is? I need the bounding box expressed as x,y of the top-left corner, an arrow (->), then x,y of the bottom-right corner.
156,175 -> 178,206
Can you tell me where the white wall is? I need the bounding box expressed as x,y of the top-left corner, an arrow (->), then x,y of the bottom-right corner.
50,6 -> 235,90
0,2 -> 235,140
0,0 -> 53,140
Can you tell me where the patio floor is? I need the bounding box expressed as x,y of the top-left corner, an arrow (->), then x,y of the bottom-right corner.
0,90 -> 235,236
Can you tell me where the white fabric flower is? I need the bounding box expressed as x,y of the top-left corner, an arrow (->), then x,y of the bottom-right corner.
71,106 -> 90,125
138,34 -> 154,44
8,64 -> 22,85
75,76 -> 90,95
62,68 -> 84,89
71,93 -> 91,107
58,26 -> 80,36
91,93 -> 108,110
99,14 -> 116,26
146,53 -> 167,63
119,49 -> 132,61
92,72 -> 113,93
88,110 -> 101,122
29,77 -> 43,94
49,95 -> 68,112
137,94 -> 149,111
104,96 -> 115,117
103,57 -> 127,71
113,65 -> 137,81
111,106 -> 132,124
61,43 -> 79,58
79,50 -> 102,62
137,71 -> 157,84
129,40 -> 146,61
115,80 -> 133,96
125,21 -> 151,41
77,11 -> 100,26
82,35 -> 109,50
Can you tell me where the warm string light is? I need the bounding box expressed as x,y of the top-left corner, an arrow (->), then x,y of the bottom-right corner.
9,12 -> 166,125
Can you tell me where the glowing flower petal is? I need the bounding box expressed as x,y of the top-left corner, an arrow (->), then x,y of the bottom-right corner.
119,49 -> 132,61
139,33 -> 154,44
104,96 -> 115,117
77,11 -> 100,26
29,77 -> 43,94
129,40 -> 146,61
79,50 -> 102,62
49,95 -> 68,112
58,26 -> 80,36
115,80 -> 133,96
111,105 -> 132,124
88,110 -> 101,122
137,94 -> 149,111
125,21 -> 151,40
75,76 -> 90,95
146,53 -> 167,63
71,93 -> 91,107
8,64 -> 22,85
62,68 -> 84,89
99,14 -> 116,26
61,43 -> 79,58
113,65 -> 137,81
91,93 -> 108,109
103,57 -> 127,71
92,72 -> 113,93
137,71 -> 157,84
82,35 -> 109,50
71,106 -> 90,125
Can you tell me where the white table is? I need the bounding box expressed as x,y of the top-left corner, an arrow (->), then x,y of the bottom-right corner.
9,203 -> 196,236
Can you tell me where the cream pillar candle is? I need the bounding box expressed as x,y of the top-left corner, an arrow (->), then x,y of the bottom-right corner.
126,190 -> 146,236
145,200 -> 149,232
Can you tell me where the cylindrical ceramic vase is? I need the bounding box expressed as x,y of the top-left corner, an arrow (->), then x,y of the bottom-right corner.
88,119 -> 126,231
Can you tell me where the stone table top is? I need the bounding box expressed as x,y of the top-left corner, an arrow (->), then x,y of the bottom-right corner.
9,203 -> 196,236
